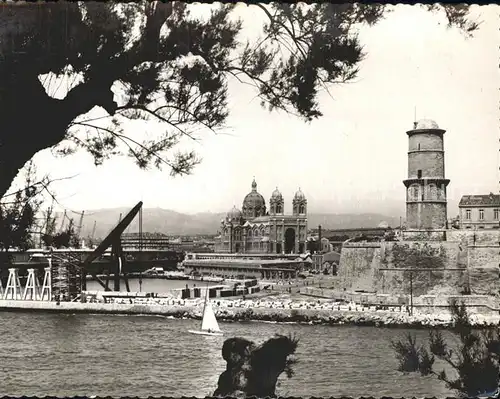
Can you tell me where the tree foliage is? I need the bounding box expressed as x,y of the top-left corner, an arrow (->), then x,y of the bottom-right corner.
391,300 -> 500,397
42,215 -> 81,249
0,161 -> 42,254
0,2 -> 479,197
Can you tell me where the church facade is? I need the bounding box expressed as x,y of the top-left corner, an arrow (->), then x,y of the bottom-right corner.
215,179 -> 308,254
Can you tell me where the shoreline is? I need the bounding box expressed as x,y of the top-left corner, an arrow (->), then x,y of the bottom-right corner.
0,299 -> 498,329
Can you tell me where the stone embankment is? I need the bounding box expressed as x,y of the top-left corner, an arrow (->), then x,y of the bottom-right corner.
1,298 -> 499,329
213,305 -> 500,328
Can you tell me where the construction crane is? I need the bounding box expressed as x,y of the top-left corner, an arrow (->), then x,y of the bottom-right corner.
59,210 -> 67,233
77,210 -> 85,237
44,206 -> 53,236
91,220 -> 97,240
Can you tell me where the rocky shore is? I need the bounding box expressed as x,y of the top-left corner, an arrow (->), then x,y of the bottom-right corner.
211,306 -> 500,329
1,297 -> 498,329
127,303 -> 500,328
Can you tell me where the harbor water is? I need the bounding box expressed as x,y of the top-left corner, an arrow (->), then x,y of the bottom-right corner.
86,277 -> 222,293
0,312 -> 456,397
0,278 -> 457,397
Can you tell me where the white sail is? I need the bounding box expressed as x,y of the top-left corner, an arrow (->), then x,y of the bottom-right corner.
200,300 -> 221,332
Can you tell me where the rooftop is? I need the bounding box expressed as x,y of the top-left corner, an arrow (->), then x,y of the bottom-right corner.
459,194 -> 500,207
414,119 -> 439,130
184,258 -> 303,265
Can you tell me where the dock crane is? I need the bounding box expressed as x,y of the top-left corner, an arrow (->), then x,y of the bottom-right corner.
91,220 -> 97,242
77,210 -> 85,237
58,210 -> 67,233
82,201 -> 143,293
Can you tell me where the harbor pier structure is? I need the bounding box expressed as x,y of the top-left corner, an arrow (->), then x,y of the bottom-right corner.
403,119 -> 450,231
1,267 -> 52,301
0,201 -> 146,303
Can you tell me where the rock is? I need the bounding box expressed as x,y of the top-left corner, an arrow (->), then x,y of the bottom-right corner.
213,335 -> 298,398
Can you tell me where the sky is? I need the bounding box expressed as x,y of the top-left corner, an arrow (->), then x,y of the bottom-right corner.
13,4 -> 500,218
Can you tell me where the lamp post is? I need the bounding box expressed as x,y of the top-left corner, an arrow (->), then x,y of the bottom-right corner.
379,267 -> 466,317
409,271 -> 413,316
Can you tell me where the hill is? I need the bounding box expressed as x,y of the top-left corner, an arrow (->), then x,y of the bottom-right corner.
58,208 -> 400,239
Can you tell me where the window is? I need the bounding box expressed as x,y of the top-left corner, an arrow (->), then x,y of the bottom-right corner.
494,209 -> 499,220
299,204 -> 305,214
409,184 -> 420,201
417,170 -> 422,179
276,204 -> 282,214
479,209 -> 484,220
427,184 -> 437,199
465,209 -> 471,220
418,143 -> 420,150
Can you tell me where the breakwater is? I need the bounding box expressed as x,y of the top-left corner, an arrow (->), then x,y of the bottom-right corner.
0,299 -> 498,329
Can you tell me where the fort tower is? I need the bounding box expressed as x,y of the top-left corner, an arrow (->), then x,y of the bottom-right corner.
403,119 -> 450,230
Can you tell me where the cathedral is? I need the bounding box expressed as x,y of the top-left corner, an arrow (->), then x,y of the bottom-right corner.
216,179 -> 308,254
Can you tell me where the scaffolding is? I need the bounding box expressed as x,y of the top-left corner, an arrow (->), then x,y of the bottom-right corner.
50,252 -> 83,302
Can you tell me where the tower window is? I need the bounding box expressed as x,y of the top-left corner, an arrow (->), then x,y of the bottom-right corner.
479,209 -> 485,220
299,204 -> 305,214
465,209 -> 471,220
494,209 -> 499,220
418,143 -> 420,150
417,170 -> 422,179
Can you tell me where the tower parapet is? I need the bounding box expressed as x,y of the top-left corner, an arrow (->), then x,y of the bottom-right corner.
403,119 -> 450,230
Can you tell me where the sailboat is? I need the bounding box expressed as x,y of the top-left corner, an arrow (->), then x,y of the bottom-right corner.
188,286 -> 223,336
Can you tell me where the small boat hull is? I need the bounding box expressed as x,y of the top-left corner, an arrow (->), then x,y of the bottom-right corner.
188,329 -> 223,336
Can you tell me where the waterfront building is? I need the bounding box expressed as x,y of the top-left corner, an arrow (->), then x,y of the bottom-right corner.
182,252 -> 309,280
216,179 -> 308,254
182,257 -> 304,280
311,250 -> 341,274
458,193 -> 500,229
402,119 -> 450,230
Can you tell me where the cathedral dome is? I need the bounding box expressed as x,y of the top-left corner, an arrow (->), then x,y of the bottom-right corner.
271,187 -> 282,200
243,178 -> 266,210
294,188 -> 306,201
415,119 -> 439,130
227,206 -> 242,220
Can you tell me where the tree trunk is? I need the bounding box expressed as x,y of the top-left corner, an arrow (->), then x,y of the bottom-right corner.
0,63 -> 117,198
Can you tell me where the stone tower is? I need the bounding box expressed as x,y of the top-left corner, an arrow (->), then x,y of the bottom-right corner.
403,119 -> 450,230
269,188 -> 284,215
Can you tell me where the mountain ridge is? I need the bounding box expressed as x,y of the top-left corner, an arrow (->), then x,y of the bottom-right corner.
57,208 -> 400,239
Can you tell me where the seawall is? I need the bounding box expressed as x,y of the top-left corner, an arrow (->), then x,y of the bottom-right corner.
0,300 -> 498,329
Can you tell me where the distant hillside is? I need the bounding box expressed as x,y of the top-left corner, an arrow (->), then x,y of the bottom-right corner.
58,208 -> 400,239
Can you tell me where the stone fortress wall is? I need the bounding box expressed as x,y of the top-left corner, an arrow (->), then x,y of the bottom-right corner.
337,118 -> 500,303
338,229 -> 499,296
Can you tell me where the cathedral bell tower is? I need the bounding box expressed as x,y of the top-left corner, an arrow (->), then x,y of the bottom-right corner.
403,119 -> 450,230
270,188 -> 284,215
